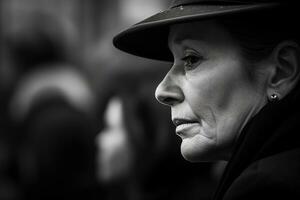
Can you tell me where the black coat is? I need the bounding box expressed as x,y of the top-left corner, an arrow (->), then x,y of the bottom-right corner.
214,86 -> 300,200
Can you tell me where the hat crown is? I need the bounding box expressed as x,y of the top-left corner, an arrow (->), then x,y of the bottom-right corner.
114,0 -> 287,61
171,0 -> 279,8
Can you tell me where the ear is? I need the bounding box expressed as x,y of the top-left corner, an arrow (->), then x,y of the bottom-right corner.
266,41 -> 300,100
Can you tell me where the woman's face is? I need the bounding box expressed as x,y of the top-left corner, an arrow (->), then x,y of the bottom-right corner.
155,20 -> 268,162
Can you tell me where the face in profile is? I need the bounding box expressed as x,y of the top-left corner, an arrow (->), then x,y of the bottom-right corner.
155,20 -> 268,162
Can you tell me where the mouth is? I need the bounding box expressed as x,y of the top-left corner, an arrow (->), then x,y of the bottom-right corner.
172,118 -> 200,138
172,118 -> 198,126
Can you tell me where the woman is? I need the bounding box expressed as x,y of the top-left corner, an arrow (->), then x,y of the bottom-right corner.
113,0 -> 300,199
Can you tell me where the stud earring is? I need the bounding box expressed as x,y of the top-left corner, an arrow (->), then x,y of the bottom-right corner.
269,93 -> 279,102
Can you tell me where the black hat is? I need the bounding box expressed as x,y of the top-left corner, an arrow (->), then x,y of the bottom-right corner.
113,0 -> 283,62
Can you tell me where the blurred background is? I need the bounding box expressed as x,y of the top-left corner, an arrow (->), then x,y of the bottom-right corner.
0,0 -> 226,199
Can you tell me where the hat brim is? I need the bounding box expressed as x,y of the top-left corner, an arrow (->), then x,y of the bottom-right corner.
113,3 -> 279,62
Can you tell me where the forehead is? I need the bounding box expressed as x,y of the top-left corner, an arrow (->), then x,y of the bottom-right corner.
168,20 -> 236,49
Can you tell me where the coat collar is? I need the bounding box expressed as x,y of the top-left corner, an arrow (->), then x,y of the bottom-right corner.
213,84 -> 300,199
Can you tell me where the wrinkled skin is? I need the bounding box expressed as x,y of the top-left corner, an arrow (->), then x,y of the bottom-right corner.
155,20 -> 268,162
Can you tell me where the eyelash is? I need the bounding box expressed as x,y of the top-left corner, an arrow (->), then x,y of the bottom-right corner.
181,54 -> 203,71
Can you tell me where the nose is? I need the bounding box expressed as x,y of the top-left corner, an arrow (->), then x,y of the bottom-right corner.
155,72 -> 184,106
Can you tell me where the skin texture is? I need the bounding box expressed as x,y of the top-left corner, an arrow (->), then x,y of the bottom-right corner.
155,20 -> 269,162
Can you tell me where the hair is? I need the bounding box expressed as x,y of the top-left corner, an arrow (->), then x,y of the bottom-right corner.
218,9 -> 300,64
216,8 -> 300,81
217,7 -> 300,80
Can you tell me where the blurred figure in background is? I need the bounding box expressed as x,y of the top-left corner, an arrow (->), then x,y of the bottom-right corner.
2,12 -> 100,200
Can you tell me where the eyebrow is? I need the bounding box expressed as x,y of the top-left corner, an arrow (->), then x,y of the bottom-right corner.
170,31 -> 205,46
172,34 -> 192,45
169,36 -> 204,53
168,35 -> 188,52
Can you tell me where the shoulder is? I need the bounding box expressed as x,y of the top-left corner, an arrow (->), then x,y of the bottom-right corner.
224,148 -> 300,200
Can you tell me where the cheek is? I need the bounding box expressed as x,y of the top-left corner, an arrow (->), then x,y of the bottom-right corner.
185,61 -> 251,122
184,60 -> 261,150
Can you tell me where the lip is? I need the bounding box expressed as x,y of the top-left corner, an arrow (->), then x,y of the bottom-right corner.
172,118 -> 200,138
172,118 -> 198,127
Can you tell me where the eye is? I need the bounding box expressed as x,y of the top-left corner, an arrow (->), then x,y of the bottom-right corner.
181,54 -> 203,71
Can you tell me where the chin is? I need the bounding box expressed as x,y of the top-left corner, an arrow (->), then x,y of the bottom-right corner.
180,136 -> 222,162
